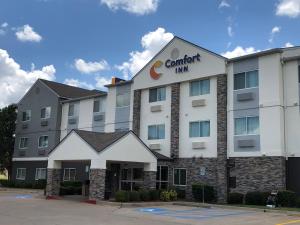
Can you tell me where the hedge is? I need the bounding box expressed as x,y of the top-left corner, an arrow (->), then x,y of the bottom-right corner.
160,190 -> 177,201
129,191 -> 140,201
245,191 -> 270,206
228,193 -> 244,204
0,179 -> 46,189
192,183 -> 215,202
59,181 -> 82,195
277,190 -> 297,207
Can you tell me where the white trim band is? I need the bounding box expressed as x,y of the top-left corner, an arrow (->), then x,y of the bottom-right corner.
12,157 -> 48,162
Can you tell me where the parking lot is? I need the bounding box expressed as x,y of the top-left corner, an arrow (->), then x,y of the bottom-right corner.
0,190 -> 300,225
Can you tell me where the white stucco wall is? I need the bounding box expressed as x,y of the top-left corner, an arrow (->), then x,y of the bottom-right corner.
105,86 -> 116,132
78,99 -> 93,131
60,103 -> 69,140
179,77 -> 218,158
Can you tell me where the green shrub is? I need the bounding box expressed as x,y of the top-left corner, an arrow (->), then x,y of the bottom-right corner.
0,179 -> 46,189
115,190 -> 129,202
59,181 -> 82,195
277,190 -> 297,207
245,191 -> 270,205
60,181 -> 82,187
192,183 -> 215,202
149,190 -> 160,201
0,179 -> 15,187
160,190 -> 177,201
129,191 -> 141,201
139,190 -> 151,201
296,198 -> 300,208
32,180 -> 46,189
228,193 -> 244,204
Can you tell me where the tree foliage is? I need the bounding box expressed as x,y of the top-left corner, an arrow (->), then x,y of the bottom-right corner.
0,104 -> 17,180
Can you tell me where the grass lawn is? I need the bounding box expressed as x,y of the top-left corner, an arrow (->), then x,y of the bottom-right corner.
229,204 -> 300,212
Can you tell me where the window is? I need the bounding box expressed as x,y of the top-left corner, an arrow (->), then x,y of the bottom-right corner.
149,87 -> 166,102
234,116 -> 259,135
38,136 -> 49,148
174,168 -> 186,186
189,121 -> 210,137
68,104 -> 75,117
63,168 -> 76,181
22,110 -> 31,122
116,93 -> 130,107
93,99 -> 105,113
120,168 -> 143,191
16,168 -> 26,180
148,124 -> 165,140
190,79 -> 210,96
156,166 -> 168,190
35,168 -> 46,180
19,137 -> 28,149
41,107 -> 51,119
234,70 -> 258,90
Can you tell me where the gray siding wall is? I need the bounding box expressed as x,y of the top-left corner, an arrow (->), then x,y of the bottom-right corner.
115,84 -> 131,131
61,161 -> 90,182
12,161 -> 48,182
233,58 -> 260,152
92,96 -> 106,133
14,80 -> 61,158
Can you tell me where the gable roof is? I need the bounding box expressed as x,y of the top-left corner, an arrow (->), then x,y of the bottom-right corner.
39,79 -> 106,99
73,129 -> 170,160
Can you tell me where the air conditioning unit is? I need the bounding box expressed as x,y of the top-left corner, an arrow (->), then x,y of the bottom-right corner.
149,144 -> 161,150
237,139 -> 255,148
38,150 -> 46,156
68,118 -> 77,125
192,141 -> 206,149
94,114 -> 104,121
41,120 -> 48,126
22,123 -> 28,129
150,105 -> 162,112
236,92 -> 254,101
192,99 -> 206,107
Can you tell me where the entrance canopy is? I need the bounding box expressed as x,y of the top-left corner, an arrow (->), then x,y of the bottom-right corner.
48,130 -> 168,171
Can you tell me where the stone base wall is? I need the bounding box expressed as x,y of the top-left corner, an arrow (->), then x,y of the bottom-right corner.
46,169 -> 61,196
89,169 -> 106,200
229,156 -> 286,194
143,171 -> 156,190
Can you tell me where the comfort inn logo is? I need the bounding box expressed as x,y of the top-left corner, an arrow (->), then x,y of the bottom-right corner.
150,60 -> 163,80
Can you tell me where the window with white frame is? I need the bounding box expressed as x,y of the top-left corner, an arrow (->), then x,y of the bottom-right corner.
156,166 -> 168,190
149,87 -> 166,102
41,107 -> 51,119
234,116 -> 259,135
173,168 -> 186,186
93,99 -> 105,113
116,92 -> 130,107
38,136 -> 49,148
148,124 -> 165,140
234,70 -> 258,90
120,168 -> 144,191
189,121 -> 210,137
190,79 -> 210,96
63,168 -> 76,181
35,168 -> 46,180
22,110 -> 31,122
16,168 -> 26,180
68,104 -> 75,117
19,137 -> 28,149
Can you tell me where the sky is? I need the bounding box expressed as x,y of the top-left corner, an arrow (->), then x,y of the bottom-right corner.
0,0 -> 300,107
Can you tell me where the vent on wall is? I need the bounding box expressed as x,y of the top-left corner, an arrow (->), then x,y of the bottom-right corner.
41,120 -> 48,126
149,144 -> 161,150
192,99 -> 206,107
192,142 -> 206,149
68,118 -> 77,125
237,92 -> 254,101
94,114 -> 104,121
237,139 -> 255,148
150,105 -> 162,112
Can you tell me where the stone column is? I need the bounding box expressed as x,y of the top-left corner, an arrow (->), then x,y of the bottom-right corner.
216,74 -> 228,203
89,169 -> 106,200
46,169 -> 61,197
170,83 -> 180,159
143,171 -> 156,190
132,89 -> 141,136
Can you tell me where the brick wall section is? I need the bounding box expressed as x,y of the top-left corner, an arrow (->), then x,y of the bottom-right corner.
216,74 -> 228,203
143,171 -> 156,190
132,90 -> 141,136
89,169 -> 106,200
170,83 -> 180,159
46,169 -> 61,196
229,157 -> 286,194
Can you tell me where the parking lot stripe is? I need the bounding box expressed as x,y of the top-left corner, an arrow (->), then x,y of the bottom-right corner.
276,220 -> 300,225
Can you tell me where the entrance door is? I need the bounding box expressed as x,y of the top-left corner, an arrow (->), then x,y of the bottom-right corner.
106,164 -> 120,198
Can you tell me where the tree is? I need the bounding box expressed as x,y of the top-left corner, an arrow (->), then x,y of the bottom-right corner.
0,104 -> 17,180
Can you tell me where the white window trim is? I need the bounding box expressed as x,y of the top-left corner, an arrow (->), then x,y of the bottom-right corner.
189,120 -> 210,138
233,70 -> 259,91
120,167 -> 144,191
116,93 -> 130,108
68,104 -> 76,118
41,106 -> 51,120
38,135 -> 49,148
148,124 -> 165,140
22,110 -> 31,122
63,168 -> 76,181
189,79 -> 210,96
149,86 -> 166,103
173,168 -> 187,186
156,165 -> 169,189
16,168 -> 26,180
234,116 -> 260,136
35,168 -> 47,180
19,137 -> 28,149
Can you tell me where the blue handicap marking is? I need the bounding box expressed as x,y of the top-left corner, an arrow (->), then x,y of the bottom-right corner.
139,208 -> 166,213
15,194 -> 32,199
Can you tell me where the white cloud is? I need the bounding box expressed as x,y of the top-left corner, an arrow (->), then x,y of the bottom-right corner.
0,22 -> 9,36
219,0 -> 230,8
15,24 -> 42,42
1,22 -> 8,28
227,26 -> 233,37
284,42 -> 294,47
276,0 -> 300,18
269,26 -> 281,43
100,0 -> 159,15
74,58 -> 109,74
0,48 -> 55,107
95,76 -> 111,89
64,78 -> 94,90
221,46 -> 259,58
117,27 -> 173,79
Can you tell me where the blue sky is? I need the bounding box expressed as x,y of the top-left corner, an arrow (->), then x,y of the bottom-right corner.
0,0 -> 299,107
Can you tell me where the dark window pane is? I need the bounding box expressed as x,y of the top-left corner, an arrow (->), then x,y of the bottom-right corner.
93,100 -> 100,112
234,73 -> 245,90
156,166 -> 161,180
229,177 -> 236,188
160,166 -> 168,181
180,170 -> 187,185
133,168 -> 143,180
149,89 -> 157,102
174,169 -> 180,185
